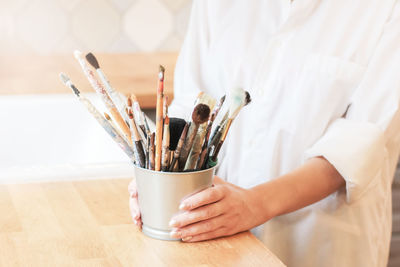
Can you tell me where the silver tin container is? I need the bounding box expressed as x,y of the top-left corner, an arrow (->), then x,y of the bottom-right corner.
134,165 -> 216,241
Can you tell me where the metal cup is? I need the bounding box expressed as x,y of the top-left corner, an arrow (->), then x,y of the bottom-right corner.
134,165 -> 216,241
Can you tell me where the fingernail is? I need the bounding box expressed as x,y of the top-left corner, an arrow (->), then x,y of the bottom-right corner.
170,230 -> 181,238
169,219 -> 177,227
182,236 -> 192,241
179,202 -> 187,210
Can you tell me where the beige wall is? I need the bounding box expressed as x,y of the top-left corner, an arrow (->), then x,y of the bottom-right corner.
0,0 -> 192,55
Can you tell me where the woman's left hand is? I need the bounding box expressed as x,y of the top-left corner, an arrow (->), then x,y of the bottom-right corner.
169,176 -> 262,242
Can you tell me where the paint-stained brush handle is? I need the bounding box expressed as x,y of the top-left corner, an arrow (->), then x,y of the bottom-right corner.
155,65 -> 165,171
149,132 -> 156,170
169,123 -> 188,171
128,109 -> 146,168
161,116 -> 170,171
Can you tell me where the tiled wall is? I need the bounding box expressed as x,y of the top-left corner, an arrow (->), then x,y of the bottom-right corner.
0,0 -> 192,54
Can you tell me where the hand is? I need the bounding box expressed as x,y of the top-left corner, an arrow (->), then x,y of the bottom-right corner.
169,176 -> 262,242
128,179 -> 142,229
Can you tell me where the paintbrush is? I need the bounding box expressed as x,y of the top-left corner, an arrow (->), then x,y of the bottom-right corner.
197,95 -> 226,169
127,97 -> 147,148
143,112 -> 151,134
163,95 -> 168,119
208,91 -> 251,148
145,134 -> 150,168
128,108 -> 146,168
169,117 -> 186,151
59,73 -> 135,161
184,94 -> 216,170
209,88 -> 247,167
178,104 -> 210,170
103,112 -> 128,144
161,116 -> 170,171
85,52 -> 129,122
155,65 -> 165,171
208,112 -> 228,148
130,94 -> 147,138
74,50 -> 132,145
169,123 -> 188,171
149,132 -> 156,170
143,112 -> 152,166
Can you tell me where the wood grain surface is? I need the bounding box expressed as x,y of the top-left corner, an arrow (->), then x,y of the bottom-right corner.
0,53 -> 177,108
0,179 -> 285,267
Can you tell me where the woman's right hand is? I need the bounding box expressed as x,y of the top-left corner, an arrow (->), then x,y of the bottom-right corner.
128,179 -> 142,229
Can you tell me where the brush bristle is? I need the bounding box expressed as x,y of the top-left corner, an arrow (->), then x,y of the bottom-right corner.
192,104 -> 210,124
158,65 -> 165,80
85,52 -> 100,69
59,72 -> 70,85
169,118 -> 186,150
220,95 -> 226,104
60,72 -> 80,96
228,88 -> 246,118
245,91 -> 252,106
74,50 -> 82,59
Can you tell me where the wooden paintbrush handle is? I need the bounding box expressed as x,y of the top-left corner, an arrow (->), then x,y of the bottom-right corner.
80,98 -> 134,161
161,124 -> 170,171
110,107 -> 131,144
155,94 -> 164,171
178,123 -> 199,169
133,141 -> 146,168
169,123 -> 188,171
150,133 -> 156,170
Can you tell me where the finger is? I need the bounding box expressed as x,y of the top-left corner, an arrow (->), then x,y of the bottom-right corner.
169,201 -> 224,228
170,214 -> 227,239
128,179 -> 138,197
183,227 -> 228,242
180,186 -> 225,211
213,176 -> 226,185
134,218 -> 143,230
129,197 -> 141,220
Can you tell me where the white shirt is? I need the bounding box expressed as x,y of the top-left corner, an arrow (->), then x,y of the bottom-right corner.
170,1 -> 400,266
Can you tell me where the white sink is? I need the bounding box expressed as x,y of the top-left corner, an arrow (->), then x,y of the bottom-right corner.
0,93 -> 145,183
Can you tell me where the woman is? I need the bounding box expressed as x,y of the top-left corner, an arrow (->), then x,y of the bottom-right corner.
130,1 -> 400,266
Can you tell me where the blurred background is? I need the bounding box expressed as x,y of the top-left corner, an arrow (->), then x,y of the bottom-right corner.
0,0 -> 192,54
0,0 -> 192,182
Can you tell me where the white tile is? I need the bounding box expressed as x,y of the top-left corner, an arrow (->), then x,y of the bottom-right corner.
71,0 -> 121,51
157,33 -> 182,52
110,0 -> 137,13
161,0 -> 189,12
123,0 -> 173,52
0,14 -> 14,38
15,0 -> 68,54
55,0 -> 82,11
0,0 -> 28,14
108,34 -> 138,53
52,36 -> 87,53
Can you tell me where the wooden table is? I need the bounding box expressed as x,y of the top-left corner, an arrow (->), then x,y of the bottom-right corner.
0,179 -> 285,267
0,53 -> 177,108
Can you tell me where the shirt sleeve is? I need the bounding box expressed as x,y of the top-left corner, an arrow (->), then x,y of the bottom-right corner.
304,4 -> 400,203
169,0 -> 210,119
